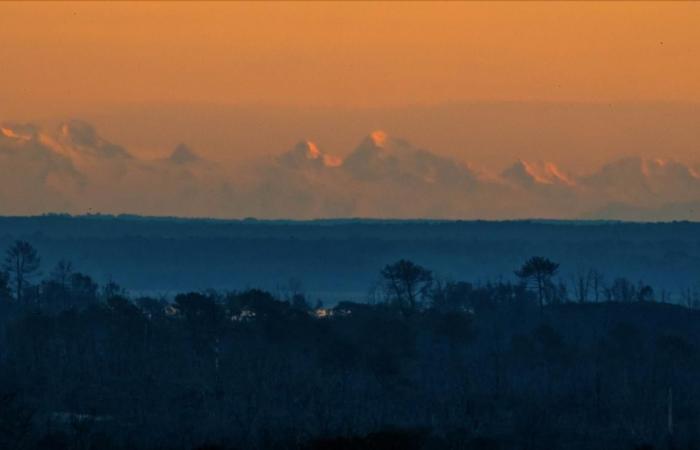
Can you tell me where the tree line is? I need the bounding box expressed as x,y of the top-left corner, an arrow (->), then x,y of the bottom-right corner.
0,241 -> 664,311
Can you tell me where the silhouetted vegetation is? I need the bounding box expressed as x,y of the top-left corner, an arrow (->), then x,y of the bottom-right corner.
0,240 -> 698,449
3,215 -> 700,297
515,256 -> 559,309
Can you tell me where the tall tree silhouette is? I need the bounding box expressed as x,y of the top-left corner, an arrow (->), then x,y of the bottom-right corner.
381,259 -> 433,312
515,256 -> 559,309
2,241 -> 41,303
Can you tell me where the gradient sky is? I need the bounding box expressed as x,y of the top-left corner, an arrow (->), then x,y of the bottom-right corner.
2,1 -> 700,114
2,2 -> 700,220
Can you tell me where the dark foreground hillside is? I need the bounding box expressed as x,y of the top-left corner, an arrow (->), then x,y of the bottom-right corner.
1,283 -> 699,449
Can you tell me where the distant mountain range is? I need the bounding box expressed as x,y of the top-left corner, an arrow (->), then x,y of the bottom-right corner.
2,120 -> 700,220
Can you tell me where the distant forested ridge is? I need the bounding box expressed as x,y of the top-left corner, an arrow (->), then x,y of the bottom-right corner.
0,215 -> 699,302
0,239 -> 699,449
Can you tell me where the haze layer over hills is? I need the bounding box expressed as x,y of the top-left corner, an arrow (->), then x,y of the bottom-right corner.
0,216 -> 699,301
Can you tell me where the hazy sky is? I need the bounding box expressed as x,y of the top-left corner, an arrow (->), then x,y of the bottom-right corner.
2,2 -> 700,113
2,2 -> 700,220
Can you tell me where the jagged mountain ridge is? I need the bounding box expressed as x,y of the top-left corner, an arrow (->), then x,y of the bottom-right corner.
1,120 -> 699,220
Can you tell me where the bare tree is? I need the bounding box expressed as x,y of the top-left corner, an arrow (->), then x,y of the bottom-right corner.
681,286 -> 700,309
571,269 -> 592,303
589,269 -> 604,302
50,259 -> 73,290
2,241 -> 41,303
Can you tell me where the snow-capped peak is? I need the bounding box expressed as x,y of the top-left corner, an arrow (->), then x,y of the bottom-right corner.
277,140 -> 342,169
502,160 -> 575,187
58,120 -> 131,159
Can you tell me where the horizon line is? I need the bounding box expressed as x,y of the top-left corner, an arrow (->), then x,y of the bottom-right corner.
1,212 -> 696,226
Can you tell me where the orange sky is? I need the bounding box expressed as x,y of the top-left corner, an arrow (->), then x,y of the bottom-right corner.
2,1 -> 700,115
2,2 -> 700,219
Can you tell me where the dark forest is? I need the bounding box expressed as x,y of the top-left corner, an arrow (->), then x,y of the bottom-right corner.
0,238 -> 697,450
